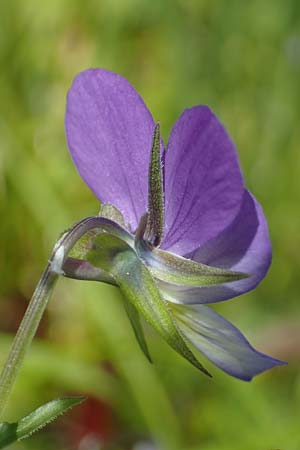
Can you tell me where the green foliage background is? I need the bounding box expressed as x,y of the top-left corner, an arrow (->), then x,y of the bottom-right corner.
0,0 -> 299,449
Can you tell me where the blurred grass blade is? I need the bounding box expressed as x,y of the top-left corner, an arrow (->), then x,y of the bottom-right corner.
85,283 -> 183,450
87,233 -> 211,376
0,397 -> 85,448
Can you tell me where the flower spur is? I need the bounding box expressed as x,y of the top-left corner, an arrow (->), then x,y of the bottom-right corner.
64,68 -> 285,381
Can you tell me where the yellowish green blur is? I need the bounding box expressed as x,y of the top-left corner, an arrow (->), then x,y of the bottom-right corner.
0,1 -> 299,449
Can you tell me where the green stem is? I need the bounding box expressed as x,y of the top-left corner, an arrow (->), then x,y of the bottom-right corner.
0,216 -> 122,419
0,267 -> 57,419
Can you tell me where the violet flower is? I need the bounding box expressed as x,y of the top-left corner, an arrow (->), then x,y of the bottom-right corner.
64,68 -> 285,381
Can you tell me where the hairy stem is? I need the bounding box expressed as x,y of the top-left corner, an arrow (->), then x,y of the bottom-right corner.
0,269 -> 57,419
0,216 -> 123,418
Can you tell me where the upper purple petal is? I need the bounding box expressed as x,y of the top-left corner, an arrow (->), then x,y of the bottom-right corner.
65,68 -> 157,231
162,106 -> 244,255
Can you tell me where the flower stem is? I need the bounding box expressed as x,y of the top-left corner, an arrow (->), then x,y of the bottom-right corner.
0,216 -> 119,419
0,268 -> 58,419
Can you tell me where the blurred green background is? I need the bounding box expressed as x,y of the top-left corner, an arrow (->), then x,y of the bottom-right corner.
0,0 -> 299,449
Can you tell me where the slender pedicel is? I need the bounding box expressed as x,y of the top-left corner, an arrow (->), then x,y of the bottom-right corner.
0,216 -> 129,417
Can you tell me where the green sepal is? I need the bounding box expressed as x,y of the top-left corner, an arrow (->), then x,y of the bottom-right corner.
87,233 -> 211,377
145,122 -> 164,246
99,204 -> 126,229
123,300 -> 152,363
68,229 -> 99,260
68,217 -> 134,262
0,397 -> 85,449
136,238 -> 248,286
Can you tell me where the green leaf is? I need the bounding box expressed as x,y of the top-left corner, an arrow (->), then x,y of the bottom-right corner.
145,122 -> 164,246
136,239 -> 248,286
87,233 -> 211,377
123,300 -> 152,363
0,397 -> 85,449
17,397 -> 85,440
0,423 -> 17,448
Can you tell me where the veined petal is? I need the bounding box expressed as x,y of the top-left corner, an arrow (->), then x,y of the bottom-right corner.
65,69 -> 159,230
162,106 -> 244,255
195,190 -> 271,298
157,280 -> 238,305
159,190 -> 272,304
171,303 -> 286,381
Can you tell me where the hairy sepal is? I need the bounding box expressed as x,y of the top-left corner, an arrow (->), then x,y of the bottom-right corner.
136,238 -> 248,286
145,123 -> 164,246
87,233 -> 211,376
123,300 -> 152,362
99,203 -> 127,229
69,217 -> 134,261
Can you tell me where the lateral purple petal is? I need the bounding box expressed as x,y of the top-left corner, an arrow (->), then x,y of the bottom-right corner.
172,304 -> 285,381
159,190 -> 271,304
162,106 -> 244,255
65,68 -> 157,231
190,189 -> 271,301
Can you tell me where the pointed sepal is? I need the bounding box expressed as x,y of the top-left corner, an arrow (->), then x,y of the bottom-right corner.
145,122 -> 164,246
68,217 -> 134,262
99,203 -> 127,228
136,237 -> 248,286
87,233 -> 211,376
123,300 -> 152,363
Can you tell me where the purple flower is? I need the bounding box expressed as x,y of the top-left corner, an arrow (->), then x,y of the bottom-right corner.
65,68 -> 285,381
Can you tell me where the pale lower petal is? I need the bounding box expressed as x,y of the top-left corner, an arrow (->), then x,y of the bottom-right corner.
171,303 -> 286,381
